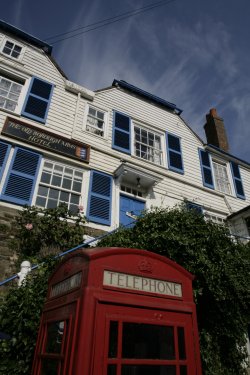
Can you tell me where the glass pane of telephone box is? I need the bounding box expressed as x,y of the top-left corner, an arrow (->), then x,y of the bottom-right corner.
122,365 -> 176,375
180,365 -> 187,375
41,359 -> 59,374
107,364 -> 117,375
177,327 -> 186,360
45,320 -> 66,353
122,323 -> 175,359
108,321 -> 118,358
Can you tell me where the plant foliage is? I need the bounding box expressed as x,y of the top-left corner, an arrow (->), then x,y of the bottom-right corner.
11,204 -> 86,258
99,206 -> 250,375
0,205 -> 249,374
0,205 -> 86,374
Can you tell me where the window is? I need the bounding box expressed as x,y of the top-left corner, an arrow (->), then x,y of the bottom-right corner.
112,111 -> 131,154
2,40 -> 22,59
120,184 -> 142,197
0,75 -> 23,112
186,202 -> 203,214
213,161 -> 231,195
35,161 -> 83,214
166,133 -> 184,173
231,162 -> 245,199
134,126 -> 163,165
245,217 -> 250,236
204,213 -> 226,225
199,149 -> 214,189
86,106 -> 105,137
0,146 -> 42,206
21,77 -> 53,123
87,170 -> 112,225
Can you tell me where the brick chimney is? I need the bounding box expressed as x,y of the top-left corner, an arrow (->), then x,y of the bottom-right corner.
204,108 -> 229,152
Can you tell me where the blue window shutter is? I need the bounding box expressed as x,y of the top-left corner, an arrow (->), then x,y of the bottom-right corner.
1,147 -> 42,205
87,170 -> 112,225
199,149 -> 214,189
21,77 -> 53,123
0,141 -> 11,181
230,162 -> 245,199
166,133 -> 184,173
112,111 -> 131,154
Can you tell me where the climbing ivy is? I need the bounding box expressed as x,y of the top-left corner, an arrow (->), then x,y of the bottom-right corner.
0,205 -> 86,374
0,205 -> 249,374
11,204 -> 86,258
99,206 -> 250,375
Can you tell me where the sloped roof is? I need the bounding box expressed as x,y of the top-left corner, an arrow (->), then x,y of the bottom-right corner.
0,20 -> 52,55
112,79 -> 183,115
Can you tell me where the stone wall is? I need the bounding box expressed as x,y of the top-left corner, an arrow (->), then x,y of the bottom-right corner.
0,206 -> 19,298
0,205 -> 106,294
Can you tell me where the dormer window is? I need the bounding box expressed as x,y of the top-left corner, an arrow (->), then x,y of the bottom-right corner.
2,40 -> 22,59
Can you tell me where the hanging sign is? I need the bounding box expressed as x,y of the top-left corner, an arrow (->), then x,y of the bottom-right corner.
2,118 -> 90,162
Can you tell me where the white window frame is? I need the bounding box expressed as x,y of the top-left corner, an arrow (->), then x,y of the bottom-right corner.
34,159 -> 85,214
131,122 -> 164,166
0,70 -> 30,114
83,103 -> 108,139
212,159 -> 232,195
0,37 -> 25,62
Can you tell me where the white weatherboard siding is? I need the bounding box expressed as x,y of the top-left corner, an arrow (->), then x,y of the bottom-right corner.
0,26 -> 250,237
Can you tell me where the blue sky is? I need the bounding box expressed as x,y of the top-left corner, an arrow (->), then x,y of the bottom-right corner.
1,0 -> 250,162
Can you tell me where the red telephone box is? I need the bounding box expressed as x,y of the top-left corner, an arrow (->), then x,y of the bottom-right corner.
32,247 -> 202,375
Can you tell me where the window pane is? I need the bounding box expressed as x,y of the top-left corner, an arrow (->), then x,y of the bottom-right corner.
89,107 -> 95,116
70,194 -> 79,204
49,188 -> 59,199
62,178 -> 72,189
60,191 -> 70,202
122,323 -> 175,359
69,204 -> 78,214
44,161 -> 53,170
41,172 -> 51,184
109,321 -> 118,358
72,181 -> 82,192
169,151 -> 182,170
108,365 -> 117,375
41,359 -> 59,375
36,196 -> 46,207
177,327 -> 186,360
180,366 -> 187,375
52,175 -> 62,186
47,199 -> 57,209
38,186 -> 49,197
65,167 -> 73,176
45,320 -> 66,354
168,134 -> 180,151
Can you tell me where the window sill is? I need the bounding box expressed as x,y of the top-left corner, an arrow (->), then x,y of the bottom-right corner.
81,129 -> 109,142
0,52 -> 24,65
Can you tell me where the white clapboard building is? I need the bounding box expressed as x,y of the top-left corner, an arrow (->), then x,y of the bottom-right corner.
0,20 -> 250,240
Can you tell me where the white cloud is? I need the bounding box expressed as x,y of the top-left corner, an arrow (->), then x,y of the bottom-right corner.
54,5 -> 250,161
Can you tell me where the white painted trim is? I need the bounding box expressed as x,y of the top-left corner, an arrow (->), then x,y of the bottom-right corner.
65,79 -> 94,100
0,36 -> 25,63
82,102 -> 109,140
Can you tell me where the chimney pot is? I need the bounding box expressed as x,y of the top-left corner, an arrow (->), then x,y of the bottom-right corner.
209,108 -> 217,117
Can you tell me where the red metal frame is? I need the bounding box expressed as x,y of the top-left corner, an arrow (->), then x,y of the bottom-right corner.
32,247 -> 202,375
